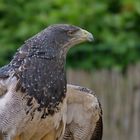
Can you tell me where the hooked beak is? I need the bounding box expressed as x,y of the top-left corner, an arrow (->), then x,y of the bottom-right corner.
78,29 -> 94,42
63,28 -> 94,49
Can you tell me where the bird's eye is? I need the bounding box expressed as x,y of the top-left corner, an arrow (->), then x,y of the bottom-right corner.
67,30 -> 75,36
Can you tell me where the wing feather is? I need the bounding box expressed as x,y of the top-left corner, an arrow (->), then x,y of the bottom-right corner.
91,116 -> 103,140
63,84 -> 103,140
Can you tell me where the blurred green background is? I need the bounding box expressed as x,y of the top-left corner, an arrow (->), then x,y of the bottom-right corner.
0,0 -> 140,71
0,1 -> 140,140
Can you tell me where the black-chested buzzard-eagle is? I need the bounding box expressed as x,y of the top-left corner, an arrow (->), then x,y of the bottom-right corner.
0,24 -> 102,140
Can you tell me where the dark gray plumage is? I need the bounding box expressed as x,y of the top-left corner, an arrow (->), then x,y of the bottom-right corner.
0,24 -> 93,140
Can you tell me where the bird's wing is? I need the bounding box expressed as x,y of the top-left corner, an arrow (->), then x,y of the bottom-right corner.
0,45 -> 28,97
63,84 -> 103,140
90,116 -> 103,140
0,45 -> 26,96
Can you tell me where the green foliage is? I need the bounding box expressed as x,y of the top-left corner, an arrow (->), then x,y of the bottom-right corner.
0,0 -> 140,71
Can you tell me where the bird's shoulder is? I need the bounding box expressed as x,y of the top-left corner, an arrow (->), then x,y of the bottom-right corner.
0,45 -> 28,96
0,64 -> 12,79
67,84 -> 102,121
67,84 -> 101,111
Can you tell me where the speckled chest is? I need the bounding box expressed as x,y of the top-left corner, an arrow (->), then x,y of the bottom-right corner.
15,55 -> 67,117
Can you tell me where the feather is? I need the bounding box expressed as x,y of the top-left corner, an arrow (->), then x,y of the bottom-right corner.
0,84 -> 102,140
63,84 -> 103,140
0,24 -> 94,140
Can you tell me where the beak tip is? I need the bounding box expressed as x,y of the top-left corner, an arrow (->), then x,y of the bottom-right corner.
81,29 -> 94,42
87,33 -> 94,42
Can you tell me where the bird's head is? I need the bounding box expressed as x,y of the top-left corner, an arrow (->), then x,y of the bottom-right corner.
46,24 -> 94,48
23,24 -> 94,59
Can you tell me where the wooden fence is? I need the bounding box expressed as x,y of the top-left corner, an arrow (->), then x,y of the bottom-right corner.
67,64 -> 140,140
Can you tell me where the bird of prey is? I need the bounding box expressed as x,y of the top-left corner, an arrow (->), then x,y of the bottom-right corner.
0,84 -> 102,140
0,24 -> 94,140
